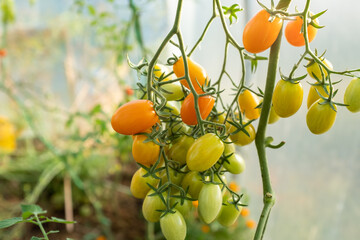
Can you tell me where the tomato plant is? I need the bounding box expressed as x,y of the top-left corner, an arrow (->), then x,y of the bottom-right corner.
285,16 -> 318,47
243,9 -> 283,53
111,100 -> 159,135
272,79 -> 304,118
344,78 -> 360,113
306,99 -> 337,134
180,93 -> 215,125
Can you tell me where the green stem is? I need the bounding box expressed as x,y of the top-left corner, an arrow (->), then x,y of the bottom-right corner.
254,1 -> 292,239
34,214 -> 49,240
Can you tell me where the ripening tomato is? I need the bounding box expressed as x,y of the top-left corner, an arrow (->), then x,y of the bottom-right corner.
161,83 -> 185,101
222,141 -> 245,174
181,171 -> 207,199
243,9 -> 283,53
227,121 -> 256,146
307,85 -> 329,109
285,16 -> 318,47
272,79 -> 304,118
160,210 -> 187,240
217,197 -> 242,227
306,99 -> 337,134
268,104 -> 280,124
142,190 -> 167,222
167,135 -> 195,165
132,135 -> 160,167
238,90 -> 261,120
181,93 -> 215,125
171,192 -> 193,217
111,100 -> 159,135
0,116 -> 16,154
130,168 -> 159,199
198,184 -> 222,224
173,57 -> 208,93
307,58 -> 333,80
186,133 -> 224,172
154,64 -> 173,82
344,78 -> 360,113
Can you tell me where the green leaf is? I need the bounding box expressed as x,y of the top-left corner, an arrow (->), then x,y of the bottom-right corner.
90,104 -> 102,115
21,204 -> 47,219
50,217 -> 76,224
0,217 -> 23,229
30,237 -> 43,240
47,230 -> 60,235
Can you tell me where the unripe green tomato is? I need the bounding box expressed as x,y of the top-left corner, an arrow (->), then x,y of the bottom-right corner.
142,190 -> 167,222
130,168 -> 159,199
160,167 -> 186,187
224,153 -> 246,175
198,184 -> 222,224
166,122 -> 189,137
160,210 -> 187,240
164,102 -> 180,116
272,79 -> 304,118
181,171 -> 206,199
217,197 -> 242,227
170,192 -> 193,217
344,78 -> 360,113
167,135 -> 195,165
161,83 -> 185,101
186,133 -> 224,171
306,99 -> 337,134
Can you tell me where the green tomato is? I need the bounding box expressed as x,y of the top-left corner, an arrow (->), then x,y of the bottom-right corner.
198,184 -> 222,224
160,210 -> 187,240
161,83 -> 185,101
160,167 -> 186,187
344,78 -> 360,113
214,174 -> 227,196
186,133 -> 224,172
130,168 -> 159,199
142,190 -> 167,222
222,141 -> 246,174
181,171 -> 206,199
167,135 -> 195,165
170,192 -> 193,217
227,121 -> 256,146
217,197 -> 242,227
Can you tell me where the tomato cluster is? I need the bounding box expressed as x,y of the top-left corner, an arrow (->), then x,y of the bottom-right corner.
111,58 -> 254,240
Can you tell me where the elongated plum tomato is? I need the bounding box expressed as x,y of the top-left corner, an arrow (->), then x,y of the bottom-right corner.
227,121 -> 256,146
111,100 -> 159,135
198,184 -> 222,224
181,93 -> 215,126
160,210 -> 187,240
344,78 -> 360,113
167,135 -> 195,165
132,135 -> 160,167
181,171 -> 206,199
173,56 -> 208,93
285,16 -> 318,47
243,9 -> 283,53
307,85 -> 329,109
142,190 -> 167,222
307,58 -> 333,80
217,197 -> 242,227
186,133 -> 224,172
170,192 -> 193,217
154,64 -> 185,101
130,168 -> 159,199
238,90 -> 261,120
306,99 -> 337,134
272,79 -> 303,118
223,142 -> 246,174
154,64 -> 173,82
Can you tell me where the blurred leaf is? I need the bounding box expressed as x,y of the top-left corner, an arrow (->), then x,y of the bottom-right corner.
50,217 -> 76,224
87,5 -> 96,15
0,217 -> 23,229
21,204 -> 46,219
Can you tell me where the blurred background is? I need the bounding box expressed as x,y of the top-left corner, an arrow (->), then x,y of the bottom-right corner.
0,0 -> 359,239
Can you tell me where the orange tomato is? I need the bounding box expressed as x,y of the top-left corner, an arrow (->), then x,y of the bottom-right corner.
111,100 -> 159,135
285,16 -> 318,47
173,56 -> 208,93
180,93 -> 215,125
243,9 -> 283,53
238,89 -> 261,120
132,135 -> 160,167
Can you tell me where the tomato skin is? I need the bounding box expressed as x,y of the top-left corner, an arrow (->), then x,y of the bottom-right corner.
154,64 -> 173,82
132,135 -> 160,167
181,171 -> 206,199
214,174 -> 227,196
173,57 -> 208,94
344,78 -> 360,113
167,135 -> 194,165
160,210 -> 187,240
217,197 -> 242,227
285,16 -> 318,47
198,184 -> 222,224
111,100 -> 159,135
130,168 -> 159,199
142,190 -> 167,222
227,122 -> 256,146
307,59 -> 333,80
171,193 -> 193,217
186,133 -> 224,172
307,85 -> 329,109
243,9 -> 283,53
306,100 -> 337,134
272,79 -> 304,118
268,104 -> 280,124
222,142 -> 246,174
238,90 -> 261,120
160,167 -> 186,187
180,93 -> 215,126
161,83 -> 185,101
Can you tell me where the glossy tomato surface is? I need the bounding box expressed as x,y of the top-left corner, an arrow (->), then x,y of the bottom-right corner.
160,210 -> 187,240
307,85 -> 329,109
243,9 -> 283,53
306,99 -> 337,134
111,100 -> 159,135
167,135 -> 195,165
307,58 -> 333,80
285,16 -> 318,47
238,89 -> 261,120
130,168 -> 159,199
198,184 -> 222,224
142,190 -> 167,222
344,78 -> 360,113
181,171 -> 206,199
227,121 -> 256,146
180,93 -> 215,125
217,197 -> 242,227
132,135 -> 160,167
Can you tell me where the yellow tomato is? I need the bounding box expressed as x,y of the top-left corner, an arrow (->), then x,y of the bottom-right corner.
307,85 -> 329,109
306,99 -> 337,134
344,78 -> 360,113
0,116 -> 16,154
227,121 -> 256,146
306,58 -> 333,80
130,168 -> 159,199
238,89 -> 261,120
132,135 -> 160,167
